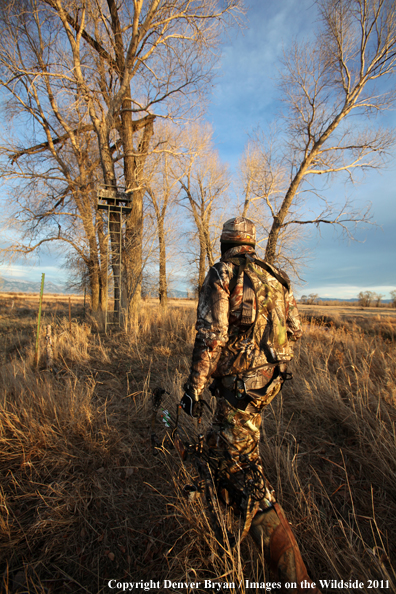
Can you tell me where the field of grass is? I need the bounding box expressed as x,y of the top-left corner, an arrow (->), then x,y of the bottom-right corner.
0,293 -> 396,593
299,303 -> 396,319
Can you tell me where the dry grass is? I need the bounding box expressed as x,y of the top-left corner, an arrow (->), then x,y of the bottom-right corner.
299,303 -> 396,320
0,297 -> 396,593
260,316 -> 396,587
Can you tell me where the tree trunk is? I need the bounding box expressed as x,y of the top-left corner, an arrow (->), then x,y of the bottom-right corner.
265,216 -> 282,265
203,221 -> 214,267
265,105 -> 351,264
122,107 -> 155,322
90,265 -> 100,311
198,227 -> 206,293
158,217 -> 167,307
265,164 -> 308,264
86,229 -> 101,311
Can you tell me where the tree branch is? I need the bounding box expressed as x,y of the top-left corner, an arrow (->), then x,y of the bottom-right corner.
43,0 -> 119,72
9,124 -> 95,163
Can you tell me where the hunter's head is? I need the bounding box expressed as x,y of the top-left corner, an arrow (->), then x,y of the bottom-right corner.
220,217 -> 256,256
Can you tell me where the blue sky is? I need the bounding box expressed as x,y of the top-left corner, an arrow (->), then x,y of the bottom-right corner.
204,0 -> 396,298
1,0 -> 395,299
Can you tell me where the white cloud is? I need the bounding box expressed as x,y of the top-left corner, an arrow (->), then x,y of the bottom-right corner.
295,285 -> 396,299
0,264 -> 64,283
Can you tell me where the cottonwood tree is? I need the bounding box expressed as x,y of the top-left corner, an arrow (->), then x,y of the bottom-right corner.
0,4 -> 109,310
374,293 -> 384,307
145,122 -> 184,307
0,0 -> 243,319
299,293 -> 319,305
241,130 -> 287,219
307,293 -> 319,305
38,0 -> 244,319
357,290 -> 375,307
245,0 -> 396,267
179,123 -> 229,292
238,130 -> 310,275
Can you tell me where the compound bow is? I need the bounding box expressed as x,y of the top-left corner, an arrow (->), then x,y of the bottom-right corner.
150,387 -> 269,547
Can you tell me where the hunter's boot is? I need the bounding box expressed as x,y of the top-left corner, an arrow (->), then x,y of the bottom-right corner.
249,503 -> 321,594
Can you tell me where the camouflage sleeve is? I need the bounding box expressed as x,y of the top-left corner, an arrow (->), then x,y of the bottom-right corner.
285,287 -> 303,342
185,262 -> 231,398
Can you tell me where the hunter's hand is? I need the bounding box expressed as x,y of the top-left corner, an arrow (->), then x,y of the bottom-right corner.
180,392 -> 202,418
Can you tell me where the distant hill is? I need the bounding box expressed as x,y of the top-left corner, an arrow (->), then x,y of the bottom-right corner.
168,289 -> 189,298
0,277 -> 78,294
1,277 -> 188,297
1,278 -> 391,303
300,297 -> 392,304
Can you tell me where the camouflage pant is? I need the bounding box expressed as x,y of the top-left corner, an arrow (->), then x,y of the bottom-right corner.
206,379 -> 283,538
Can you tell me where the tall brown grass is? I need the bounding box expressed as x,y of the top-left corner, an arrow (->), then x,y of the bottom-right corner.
0,303 -> 395,593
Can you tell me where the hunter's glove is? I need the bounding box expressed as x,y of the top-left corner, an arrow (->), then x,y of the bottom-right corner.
180,392 -> 203,418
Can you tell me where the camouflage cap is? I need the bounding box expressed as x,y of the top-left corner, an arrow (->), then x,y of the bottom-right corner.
220,217 -> 256,245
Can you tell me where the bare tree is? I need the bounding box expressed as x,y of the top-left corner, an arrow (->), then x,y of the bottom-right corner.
307,293 -> 319,305
0,3 -> 108,310
238,130 -> 311,275
38,0 -> 243,319
145,123 -> 183,307
0,0 -> 243,320
390,289 -> 396,308
240,130 -> 287,219
179,123 -> 229,292
243,0 -> 396,267
299,294 -> 319,305
358,290 -> 375,307
374,292 -> 384,307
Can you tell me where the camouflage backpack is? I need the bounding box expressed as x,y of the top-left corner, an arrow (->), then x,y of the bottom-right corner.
217,253 -> 293,375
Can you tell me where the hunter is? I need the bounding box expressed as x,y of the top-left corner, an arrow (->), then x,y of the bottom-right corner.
180,217 -> 320,594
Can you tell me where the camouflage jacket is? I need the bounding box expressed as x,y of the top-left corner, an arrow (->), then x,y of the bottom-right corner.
185,245 -> 302,399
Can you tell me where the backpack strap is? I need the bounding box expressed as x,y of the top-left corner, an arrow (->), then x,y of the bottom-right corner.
225,257 -> 256,326
246,254 -> 290,292
241,270 -> 256,325
228,258 -> 247,294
